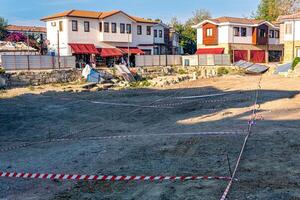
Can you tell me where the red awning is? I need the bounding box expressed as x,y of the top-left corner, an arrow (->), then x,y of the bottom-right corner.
195,48 -> 224,55
118,47 -> 145,55
97,48 -> 123,57
69,43 -> 99,54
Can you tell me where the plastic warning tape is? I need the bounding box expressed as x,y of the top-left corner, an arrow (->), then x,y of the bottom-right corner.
0,131 -> 246,153
0,171 -> 233,182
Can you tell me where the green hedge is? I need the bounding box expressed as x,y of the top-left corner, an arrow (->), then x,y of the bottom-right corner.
292,57 -> 300,70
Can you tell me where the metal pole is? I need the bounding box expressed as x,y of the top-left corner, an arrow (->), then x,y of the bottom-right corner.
127,29 -> 130,67
292,17 -> 296,59
27,31 -> 30,55
57,30 -> 61,69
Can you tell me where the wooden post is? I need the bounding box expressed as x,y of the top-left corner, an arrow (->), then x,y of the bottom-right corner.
27,55 -> 30,71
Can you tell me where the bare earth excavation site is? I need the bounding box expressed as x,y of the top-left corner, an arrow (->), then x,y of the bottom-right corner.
1,75 -> 300,200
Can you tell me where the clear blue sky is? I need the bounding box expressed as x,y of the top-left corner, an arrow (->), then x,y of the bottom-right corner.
0,0 -> 260,26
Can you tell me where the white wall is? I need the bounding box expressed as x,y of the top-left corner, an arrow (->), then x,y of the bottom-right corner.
228,26 -> 252,44
218,26 -> 229,43
153,24 -> 165,44
197,28 -> 203,45
283,20 -> 300,41
46,18 -> 70,56
45,14 -> 158,55
268,28 -> 280,44
131,22 -> 154,47
100,13 -> 133,43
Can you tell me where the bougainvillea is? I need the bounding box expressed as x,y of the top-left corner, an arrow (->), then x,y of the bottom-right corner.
5,32 -> 27,42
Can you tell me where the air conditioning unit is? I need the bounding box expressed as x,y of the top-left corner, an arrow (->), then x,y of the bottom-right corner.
51,22 -> 56,27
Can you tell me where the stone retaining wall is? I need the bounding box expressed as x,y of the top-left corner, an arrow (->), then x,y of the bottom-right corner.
0,69 -> 82,88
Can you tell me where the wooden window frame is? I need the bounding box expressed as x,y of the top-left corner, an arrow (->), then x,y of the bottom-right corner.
104,22 -> 110,33
159,30 -> 163,38
154,29 -> 157,37
146,26 -> 151,35
241,27 -> 247,37
72,20 -> 78,32
59,21 -> 63,32
84,21 -> 90,32
137,25 -> 142,35
126,24 -> 132,34
111,23 -> 117,33
99,22 -> 102,32
233,27 -> 240,36
206,28 -> 213,37
120,23 -> 125,34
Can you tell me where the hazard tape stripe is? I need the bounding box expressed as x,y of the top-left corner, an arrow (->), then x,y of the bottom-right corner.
0,131 -> 246,153
0,171 -> 233,182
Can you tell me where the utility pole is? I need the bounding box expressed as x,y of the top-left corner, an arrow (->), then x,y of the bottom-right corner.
127,28 -> 130,67
57,30 -> 61,69
292,17 -> 296,60
27,31 -> 30,55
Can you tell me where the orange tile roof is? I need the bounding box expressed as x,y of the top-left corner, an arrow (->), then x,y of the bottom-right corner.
210,16 -> 265,25
278,12 -> 300,21
41,10 -> 157,24
6,25 -> 46,33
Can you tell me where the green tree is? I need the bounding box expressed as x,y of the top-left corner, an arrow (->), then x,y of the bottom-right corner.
254,0 -> 300,21
0,17 -> 8,40
170,9 -> 211,54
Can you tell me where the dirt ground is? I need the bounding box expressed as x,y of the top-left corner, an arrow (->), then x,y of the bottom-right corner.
1,75 -> 300,200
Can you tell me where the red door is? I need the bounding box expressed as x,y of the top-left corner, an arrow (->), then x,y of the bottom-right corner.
233,50 -> 248,62
250,50 -> 265,63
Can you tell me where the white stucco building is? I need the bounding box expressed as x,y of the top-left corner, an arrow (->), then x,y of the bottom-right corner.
192,17 -> 283,63
41,10 -> 180,66
278,12 -> 300,62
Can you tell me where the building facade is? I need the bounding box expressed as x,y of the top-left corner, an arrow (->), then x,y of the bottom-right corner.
192,17 -> 283,63
41,10 -> 180,67
6,25 -> 47,41
278,12 -> 300,62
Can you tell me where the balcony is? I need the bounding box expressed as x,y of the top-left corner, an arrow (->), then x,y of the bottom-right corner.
100,32 -> 132,43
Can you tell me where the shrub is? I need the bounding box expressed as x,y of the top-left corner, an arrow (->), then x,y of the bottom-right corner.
0,67 -> 5,74
217,67 -> 229,76
292,57 -> 300,70
177,69 -> 187,75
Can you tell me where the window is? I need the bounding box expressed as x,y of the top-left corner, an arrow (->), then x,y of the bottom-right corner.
104,22 -> 109,33
99,22 -> 102,32
146,26 -> 151,35
269,30 -> 275,38
59,21 -> 63,32
72,20 -> 78,31
275,30 -> 279,38
120,23 -> 125,33
126,24 -> 131,34
206,28 -> 213,37
137,25 -> 142,35
84,21 -> 90,32
241,27 -> 247,37
233,27 -> 240,36
285,23 -> 292,34
154,30 -> 157,37
159,30 -> 163,38
258,29 -> 266,37
112,23 -> 117,33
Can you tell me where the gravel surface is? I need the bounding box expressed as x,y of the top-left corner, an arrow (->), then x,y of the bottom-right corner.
0,75 -> 300,199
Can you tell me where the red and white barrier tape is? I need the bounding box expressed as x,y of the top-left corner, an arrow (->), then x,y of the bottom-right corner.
0,131 -> 246,153
220,77 -> 262,200
0,171 -> 233,182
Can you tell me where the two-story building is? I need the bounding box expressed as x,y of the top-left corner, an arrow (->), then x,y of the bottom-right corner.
6,25 -> 47,41
278,12 -> 300,62
192,17 -> 283,63
41,10 -> 180,67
